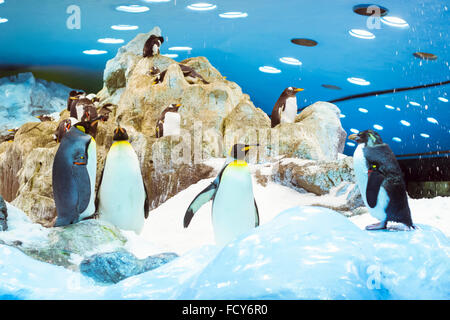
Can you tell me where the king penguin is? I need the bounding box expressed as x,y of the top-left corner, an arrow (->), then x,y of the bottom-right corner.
52,120 -> 99,227
271,87 -> 304,128
156,104 -> 181,138
97,125 -> 149,234
348,130 -> 414,230
184,143 -> 260,245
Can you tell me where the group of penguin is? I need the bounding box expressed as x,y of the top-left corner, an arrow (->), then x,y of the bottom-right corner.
52,91 -> 148,233
50,33 -> 415,247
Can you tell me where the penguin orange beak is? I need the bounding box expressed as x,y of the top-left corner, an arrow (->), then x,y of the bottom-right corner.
294,88 -> 304,92
348,134 -> 360,142
175,104 -> 181,108
69,97 -> 77,100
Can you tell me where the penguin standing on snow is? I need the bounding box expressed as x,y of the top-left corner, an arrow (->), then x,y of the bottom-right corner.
156,104 -> 181,138
52,120 -> 99,227
348,130 -> 414,230
271,87 -> 304,128
97,125 -> 149,234
184,143 -> 260,245
143,34 -> 164,57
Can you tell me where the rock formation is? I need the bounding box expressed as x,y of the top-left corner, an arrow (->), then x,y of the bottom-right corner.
80,251 -> 178,284
0,26 -> 356,229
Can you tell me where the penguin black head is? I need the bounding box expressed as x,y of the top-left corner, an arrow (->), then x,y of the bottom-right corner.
167,103 -> 181,113
283,87 -> 304,97
113,126 -> 129,141
230,143 -> 260,160
150,66 -> 161,76
348,129 -> 383,147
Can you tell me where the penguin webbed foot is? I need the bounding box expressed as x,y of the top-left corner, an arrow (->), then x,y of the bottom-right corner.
365,221 -> 387,231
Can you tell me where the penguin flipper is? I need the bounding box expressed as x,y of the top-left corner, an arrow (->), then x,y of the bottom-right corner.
72,163 -> 91,214
94,165 -> 105,212
254,199 -> 260,227
184,182 -> 217,228
144,180 -> 150,219
366,170 -> 384,208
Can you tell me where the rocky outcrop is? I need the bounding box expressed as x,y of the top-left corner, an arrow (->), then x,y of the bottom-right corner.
11,219 -> 127,270
80,251 -> 178,284
0,27 -> 351,227
273,157 -> 355,195
269,101 -> 346,161
0,195 -> 7,231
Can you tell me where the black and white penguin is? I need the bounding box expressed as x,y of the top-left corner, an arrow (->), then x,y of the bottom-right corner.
52,120 -> 99,227
54,118 -> 75,143
97,125 -> 149,234
151,64 -> 209,85
156,103 -> 181,138
348,130 -> 414,230
270,87 -> 304,128
143,35 -> 164,58
67,90 -> 85,112
184,143 -> 260,245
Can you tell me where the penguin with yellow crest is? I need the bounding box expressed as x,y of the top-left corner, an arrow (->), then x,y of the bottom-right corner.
184,143 -> 260,245
97,125 -> 149,234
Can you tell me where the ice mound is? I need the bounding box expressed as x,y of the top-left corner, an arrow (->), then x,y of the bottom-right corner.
0,205 -> 448,300
0,72 -> 72,132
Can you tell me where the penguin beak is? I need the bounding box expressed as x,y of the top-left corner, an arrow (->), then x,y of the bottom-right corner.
348,134 -> 361,142
152,81 -> 157,85
175,104 -> 181,108
242,144 -> 260,151
294,88 -> 304,92
69,97 -> 77,100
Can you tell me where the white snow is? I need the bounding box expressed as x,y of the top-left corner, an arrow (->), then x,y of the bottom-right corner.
0,72 -> 72,132
0,178 -> 449,300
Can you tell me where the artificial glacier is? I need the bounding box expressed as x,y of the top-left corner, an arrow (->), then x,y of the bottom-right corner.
0,204 -> 448,300
0,72 -> 72,131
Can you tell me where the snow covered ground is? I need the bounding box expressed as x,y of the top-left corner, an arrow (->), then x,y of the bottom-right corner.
0,72 -> 71,132
0,178 -> 449,300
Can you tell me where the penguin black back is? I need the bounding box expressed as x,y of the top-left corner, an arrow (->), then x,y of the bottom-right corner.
143,35 -> 164,57
53,127 -> 93,226
350,129 -> 414,228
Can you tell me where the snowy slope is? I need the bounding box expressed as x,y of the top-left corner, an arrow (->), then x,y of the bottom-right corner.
0,178 -> 449,300
0,73 -> 72,131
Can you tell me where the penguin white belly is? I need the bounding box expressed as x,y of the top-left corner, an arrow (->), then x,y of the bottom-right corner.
98,142 -> 145,234
212,162 -> 256,246
79,138 -> 96,220
353,144 -> 387,222
281,97 -> 298,123
75,105 -> 84,121
152,43 -> 159,55
163,112 -> 180,136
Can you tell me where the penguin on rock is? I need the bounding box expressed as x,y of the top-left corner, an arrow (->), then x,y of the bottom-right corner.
270,87 -> 304,128
143,34 -> 164,57
183,143 -> 260,245
348,129 -> 414,230
52,119 -> 99,227
97,125 -> 149,234
155,103 -> 181,138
